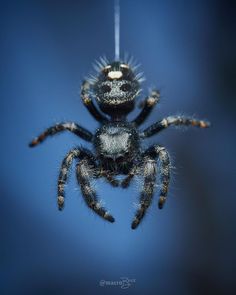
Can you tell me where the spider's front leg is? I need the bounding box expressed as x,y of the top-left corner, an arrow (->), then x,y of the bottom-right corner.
131,145 -> 170,229
29,122 -> 93,147
81,80 -> 109,123
132,89 -> 160,126
76,155 -> 115,223
140,115 -> 210,138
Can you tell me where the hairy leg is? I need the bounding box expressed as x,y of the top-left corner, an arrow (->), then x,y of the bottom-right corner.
76,159 -> 115,222
57,148 -> 87,210
140,115 -> 210,138
81,80 -> 108,123
132,89 -> 160,126
131,157 -> 157,229
144,145 -> 171,209
29,122 -> 93,147
131,145 -> 171,229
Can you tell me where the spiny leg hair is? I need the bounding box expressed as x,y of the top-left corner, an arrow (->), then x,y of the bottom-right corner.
140,115 -> 210,138
29,122 -> 93,147
76,159 -> 115,222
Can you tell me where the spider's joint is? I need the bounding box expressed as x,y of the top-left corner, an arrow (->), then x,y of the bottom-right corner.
155,146 -> 165,154
83,96 -> 92,105
147,97 -> 157,107
57,196 -> 64,207
161,118 -> 168,127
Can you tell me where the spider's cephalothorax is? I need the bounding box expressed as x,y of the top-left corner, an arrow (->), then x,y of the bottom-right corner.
93,60 -> 141,117
29,56 -> 210,229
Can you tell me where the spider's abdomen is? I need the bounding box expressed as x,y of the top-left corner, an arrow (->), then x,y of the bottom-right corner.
94,122 -> 139,169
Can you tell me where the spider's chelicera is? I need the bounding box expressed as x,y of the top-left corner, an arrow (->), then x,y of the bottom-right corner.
29,57 -> 210,229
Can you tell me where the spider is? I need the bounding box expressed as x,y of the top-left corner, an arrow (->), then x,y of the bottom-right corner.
29,57 -> 210,229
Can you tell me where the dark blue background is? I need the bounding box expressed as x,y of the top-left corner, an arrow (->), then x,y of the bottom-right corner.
1,0 -> 236,294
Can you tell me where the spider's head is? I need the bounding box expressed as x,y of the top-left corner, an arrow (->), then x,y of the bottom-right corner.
91,58 -> 143,116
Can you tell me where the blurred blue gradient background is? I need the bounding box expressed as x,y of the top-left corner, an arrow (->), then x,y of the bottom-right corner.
1,0 -> 236,294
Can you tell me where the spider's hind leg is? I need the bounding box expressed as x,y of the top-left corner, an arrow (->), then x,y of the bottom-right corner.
76,157 -> 115,223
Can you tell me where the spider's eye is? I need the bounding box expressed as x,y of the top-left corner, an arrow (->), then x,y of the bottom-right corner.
101,85 -> 111,93
120,83 -> 131,92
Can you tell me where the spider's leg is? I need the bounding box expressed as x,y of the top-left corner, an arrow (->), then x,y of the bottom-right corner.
131,145 -> 171,229
29,122 -> 93,147
131,157 -> 157,229
76,158 -> 115,223
140,115 -> 210,138
144,145 -> 171,209
57,148 -> 87,210
81,80 -> 109,123
132,90 -> 160,127
121,166 -> 137,188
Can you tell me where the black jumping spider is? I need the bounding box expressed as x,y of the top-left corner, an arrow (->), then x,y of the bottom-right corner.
29,57 -> 210,229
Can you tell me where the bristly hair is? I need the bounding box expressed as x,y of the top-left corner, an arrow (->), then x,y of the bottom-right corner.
123,53 -> 145,83
87,56 -> 110,85
92,56 -> 109,72
87,55 -> 145,86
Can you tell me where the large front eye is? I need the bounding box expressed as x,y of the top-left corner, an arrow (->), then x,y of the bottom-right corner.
101,85 -> 111,93
120,83 -> 131,92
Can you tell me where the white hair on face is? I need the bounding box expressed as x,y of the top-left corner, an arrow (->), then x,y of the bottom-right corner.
108,70 -> 123,79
